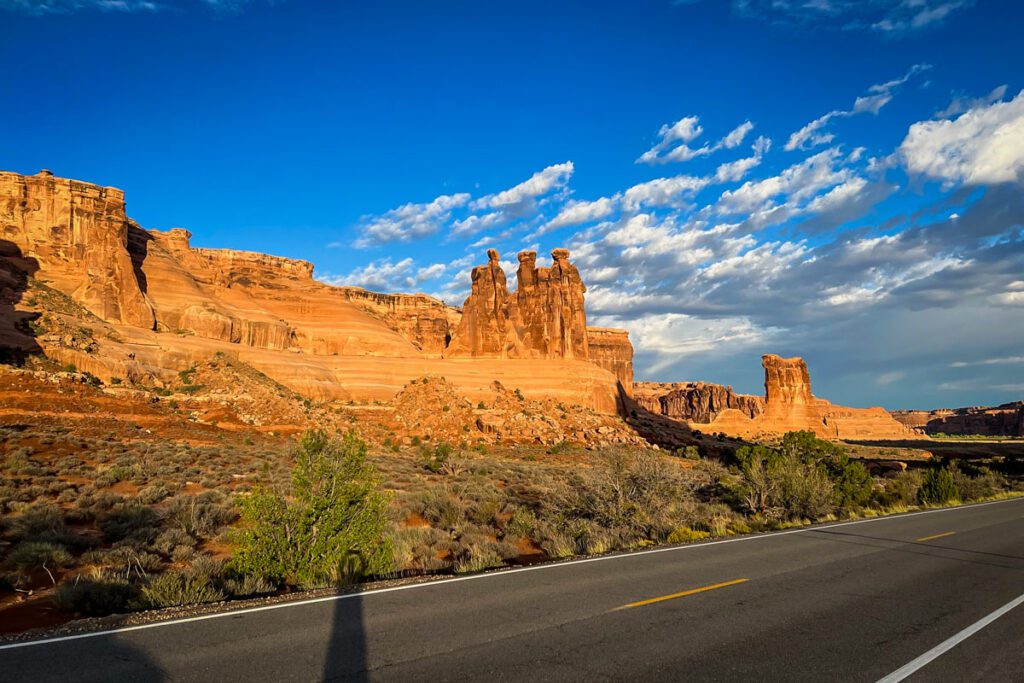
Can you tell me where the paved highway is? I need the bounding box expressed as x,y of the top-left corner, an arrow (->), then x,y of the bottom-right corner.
3,498 -> 1024,681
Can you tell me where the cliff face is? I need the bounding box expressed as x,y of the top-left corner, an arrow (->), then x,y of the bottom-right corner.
445,247 -> 633,391
587,328 -> 634,391
0,169 -> 629,413
892,402 -> 1024,436
669,355 -> 916,440
1,170 -> 154,329
447,249 -> 521,358
634,381 -> 762,423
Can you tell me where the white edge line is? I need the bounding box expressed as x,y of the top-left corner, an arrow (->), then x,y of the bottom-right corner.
2,496 -> 1021,652
876,591 -> 1024,683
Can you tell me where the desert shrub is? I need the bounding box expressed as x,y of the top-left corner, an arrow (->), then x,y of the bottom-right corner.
872,470 -> 922,508
9,504 -> 68,542
141,569 -> 225,609
950,463 -> 1005,501
98,505 -> 160,543
420,442 -> 455,474
919,467 -> 959,505
164,493 -> 236,539
559,449 -> 688,541
667,527 -> 711,544
231,430 -> 393,586
409,486 -> 466,530
53,570 -> 138,615
453,544 -> 504,574
830,459 -> 874,508
6,542 -> 72,585
734,438 -> 835,521
223,573 -> 276,598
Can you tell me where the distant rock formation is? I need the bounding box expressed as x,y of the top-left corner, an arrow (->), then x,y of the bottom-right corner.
0,169 -> 630,413
663,356 -> 913,440
892,402 -> 1024,436
634,381 -> 763,423
445,247 -> 632,390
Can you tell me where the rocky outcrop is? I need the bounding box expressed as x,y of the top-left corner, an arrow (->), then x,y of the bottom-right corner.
587,327 -> 634,391
892,402 -> 1024,436
336,288 -> 460,357
0,170 -> 626,413
447,249 -> 521,358
513,249 -> 589,360
672,354 -> 916,440
0,170 -> 154,329
758,354 -> 822,434
634,381 -> 763,423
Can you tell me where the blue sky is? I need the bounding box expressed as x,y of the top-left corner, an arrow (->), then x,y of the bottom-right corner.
2,0 -> 1023,409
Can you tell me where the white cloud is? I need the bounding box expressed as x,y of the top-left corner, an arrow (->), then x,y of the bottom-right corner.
353,192 -> 470,248
470,162 -> 574,211
950,355 -> 1024,368
534,196 -> 617,235
638,117 -> 754,165
785,64 -> 930,151
900,89 -> 1024,186
937,84 -> 1008,119
714,135 -> 771,182
622,174 -> 709,211
732,0 -> 976,35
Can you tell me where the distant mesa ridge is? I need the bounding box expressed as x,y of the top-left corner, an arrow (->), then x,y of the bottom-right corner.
636,355 -> 916,440
0,169 -> 629,412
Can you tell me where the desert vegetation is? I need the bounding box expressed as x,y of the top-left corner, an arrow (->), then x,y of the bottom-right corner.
0,422 -> 1020,630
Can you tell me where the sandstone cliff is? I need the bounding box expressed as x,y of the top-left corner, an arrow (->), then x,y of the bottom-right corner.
0,169 -> 632,414
1,170 -> 154,329
634,381 -> 762,423
892,402 -> 1024,436
680,355 -> 915,440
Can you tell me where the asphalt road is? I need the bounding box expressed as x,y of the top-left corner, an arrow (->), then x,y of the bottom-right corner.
3,498 -> 1024,682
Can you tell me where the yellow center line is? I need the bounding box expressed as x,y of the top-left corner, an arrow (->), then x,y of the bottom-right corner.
614,578 -> 749,610
916,531 -> 956,542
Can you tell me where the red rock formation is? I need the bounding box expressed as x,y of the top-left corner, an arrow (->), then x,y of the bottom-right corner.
892,402 -> 1024,436
758,354 -> 823,434
674,354 -> 916,440
0,170 -> 154,329
0,170 -> 627,412
447,249 -> 521,358
634,381 -> 763,423
587,327 -> 634,391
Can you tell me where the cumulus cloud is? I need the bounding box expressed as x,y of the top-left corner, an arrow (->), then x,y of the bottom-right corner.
785,64 -> 930,151
352,193 -> 470,248
638,118 -> 754,165
470,162 -> 574,211
900,89 -> 1024,186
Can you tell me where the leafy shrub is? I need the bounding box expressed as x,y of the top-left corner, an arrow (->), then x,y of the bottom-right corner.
231,430 -> 393,586
919,467 -> 958,505
420,442 -> 455,474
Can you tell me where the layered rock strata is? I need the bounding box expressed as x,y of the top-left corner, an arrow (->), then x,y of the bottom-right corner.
892,402 -> 1024,436
679,355 -> 915,440
634,381 -> 763,423
0,169 -> 632,413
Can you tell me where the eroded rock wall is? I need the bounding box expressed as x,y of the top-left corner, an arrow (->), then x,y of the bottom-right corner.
447,249 -> 521,358
892,402 -> 1024,436
587,327 -> 634,391
634,381 -> 763,423
0,170 -> 154,329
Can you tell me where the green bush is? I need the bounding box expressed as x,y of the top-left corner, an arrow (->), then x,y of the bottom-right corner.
6,541 -> 72,585
231,430 -> 393,586
667,527 -> 710,543
919,467 -> 958,505
734,433 -> 837,521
